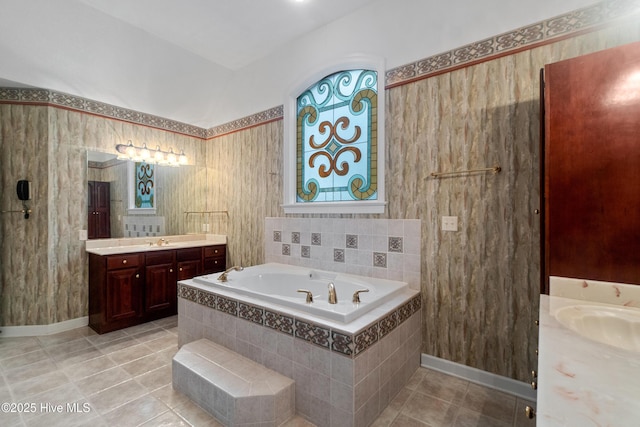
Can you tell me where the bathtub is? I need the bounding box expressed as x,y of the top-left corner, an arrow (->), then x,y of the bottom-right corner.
191,262 -> 408,323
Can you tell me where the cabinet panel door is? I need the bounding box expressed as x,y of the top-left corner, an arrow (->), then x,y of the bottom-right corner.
178,259 -> 200,281
545,42 -> 640,285
145,263 -> 176,313
106,268 -> 142,322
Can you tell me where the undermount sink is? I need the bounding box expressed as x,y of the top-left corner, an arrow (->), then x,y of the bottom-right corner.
555,305 -> 640,352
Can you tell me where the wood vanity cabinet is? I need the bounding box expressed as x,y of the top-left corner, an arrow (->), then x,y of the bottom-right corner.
89,253 -> 144,334
89,244 -> 226,334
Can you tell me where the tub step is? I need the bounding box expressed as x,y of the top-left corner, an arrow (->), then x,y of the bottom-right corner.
172,339 -> 295,426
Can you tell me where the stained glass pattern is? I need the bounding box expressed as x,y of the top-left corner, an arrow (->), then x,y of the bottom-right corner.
296,70 -> 377,202
134,162 -> 154,208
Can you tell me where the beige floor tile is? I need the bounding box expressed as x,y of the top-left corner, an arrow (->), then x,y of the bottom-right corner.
151,384 -> 192,409
415,370 -> 469,404
37,328 -> 95,347
19,382 -> 84,421
140,410 -> 190,426
85,329 -> 128,346
94,335 -> 140,355
281,416 -> 318,427
0,349 -> 51,371
75,366 -> 131,396
136,365 -> 173,391
121,353 -> 166,377
87,378 -> 147,414
454,407 -> 512,427
461,383 -> 517,424
146,334 -> 180,353
62,355 -> 116,382
102,394 -> 169,426
390,414 -> 432,426
0,337 -> 42,360
107,342 -> 155,365
11,371 -> 70,400
5,359 -> 59,385
54,347 -> 103,368
401,391 -> 458,427
173,399 -> 224,426
130,327 -> 173,344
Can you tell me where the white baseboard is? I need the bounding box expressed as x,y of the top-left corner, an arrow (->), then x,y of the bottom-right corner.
0,316 -> 89,338
421,353 -> 537,401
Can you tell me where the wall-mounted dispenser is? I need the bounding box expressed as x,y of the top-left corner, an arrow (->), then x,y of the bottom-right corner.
16,180 -> 31,219
17,180 -> 31,201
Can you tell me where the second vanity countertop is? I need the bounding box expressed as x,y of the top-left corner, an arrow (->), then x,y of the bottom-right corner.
538,283 -> 640,426
86,234 -> 227,256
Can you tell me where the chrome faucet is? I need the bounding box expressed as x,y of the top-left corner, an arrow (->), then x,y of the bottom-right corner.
328,282 -> 337,304
217,266 -> 243,282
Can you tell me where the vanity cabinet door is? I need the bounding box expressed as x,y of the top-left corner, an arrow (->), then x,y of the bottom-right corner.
144,251 -> 177,318
177,247 -> 202,280
105,267 -> 143,324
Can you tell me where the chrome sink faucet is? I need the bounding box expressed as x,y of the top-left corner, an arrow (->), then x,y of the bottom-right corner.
217,266 -> 243,282
328,282 -> 337,304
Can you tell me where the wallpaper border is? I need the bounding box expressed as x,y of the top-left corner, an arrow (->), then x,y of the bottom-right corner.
0,0 -> 637,139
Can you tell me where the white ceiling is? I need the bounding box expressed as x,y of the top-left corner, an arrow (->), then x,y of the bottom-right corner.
0,0 -> 596,128
78,0 -> 379,71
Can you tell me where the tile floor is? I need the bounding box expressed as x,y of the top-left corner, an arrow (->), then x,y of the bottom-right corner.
0,317 -> 536,427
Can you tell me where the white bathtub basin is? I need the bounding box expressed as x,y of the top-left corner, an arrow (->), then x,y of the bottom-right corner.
192,263 -> 409,323
555,304 -> 640,352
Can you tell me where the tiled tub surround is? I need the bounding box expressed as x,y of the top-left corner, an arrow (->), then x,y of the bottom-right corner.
537,277 -> 640,426
177,278 -> 421,427
265,218 -> 421,290
85,233 -> 226,256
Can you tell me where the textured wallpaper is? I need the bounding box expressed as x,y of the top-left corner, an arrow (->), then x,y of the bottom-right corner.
1,19 -> 639,383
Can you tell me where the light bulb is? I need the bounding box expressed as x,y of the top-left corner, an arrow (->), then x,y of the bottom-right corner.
154,146 -> 164,163
167,148 -> 177,164
140,143 -> 150,160
179,150 -> 187,165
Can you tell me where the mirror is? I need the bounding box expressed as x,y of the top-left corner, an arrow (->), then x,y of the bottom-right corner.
87,149 -> 211,239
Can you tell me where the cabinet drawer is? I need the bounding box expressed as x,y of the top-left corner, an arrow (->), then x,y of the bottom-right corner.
145,250 -> 175,265
177,247 -> 202,262
204,245 -> 225,258
203,256 -> 225,272
107,254 -> 142,270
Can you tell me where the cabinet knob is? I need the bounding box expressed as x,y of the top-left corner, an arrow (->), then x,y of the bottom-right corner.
531,381 -> 537,390
170,269 -> 173,273
122,259 -> 127,264
214,249 -> 219,254
535,320 -> 539,326
534,209 -> 540,214
135,274 -> 139,278
179,267 -> 183,271
531,370 -> 537,378
525,406 -> 535,419
214,260 -> 218,264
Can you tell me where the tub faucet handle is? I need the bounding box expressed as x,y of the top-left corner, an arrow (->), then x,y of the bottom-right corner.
352,289 -> 369,304
297,289 -> 314,304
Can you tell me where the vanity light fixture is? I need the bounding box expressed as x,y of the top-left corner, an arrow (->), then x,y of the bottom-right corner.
116,140 -> 187,166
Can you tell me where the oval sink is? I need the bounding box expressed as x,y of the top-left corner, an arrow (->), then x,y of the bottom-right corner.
555,305 -> 640,352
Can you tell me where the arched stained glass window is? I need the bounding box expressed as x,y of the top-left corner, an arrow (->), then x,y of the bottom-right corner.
296,70 -> 378,203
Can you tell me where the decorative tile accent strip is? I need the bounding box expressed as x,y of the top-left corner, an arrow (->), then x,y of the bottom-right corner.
378,311 -> 398,340
216,295 -> 238,316
388,237 -> 403,253
331,331 -> 355,356
346,234 -> 358,249
373,252 -> 387,268
206,105 -> 284,138
264,310 -> 294,335
334,249 -> 345,263
177,282 -> 421,358
311,233 -> 321,246
301,245 -> 311,258
239,303 -> 264,325
273,231 -> 282,242
0,88 -> 207,138
385,0 -> 640,87
354,324 -> 379,356
282,244 -> 291,256
291,232 -> 300,244
295,319 -> 330,349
